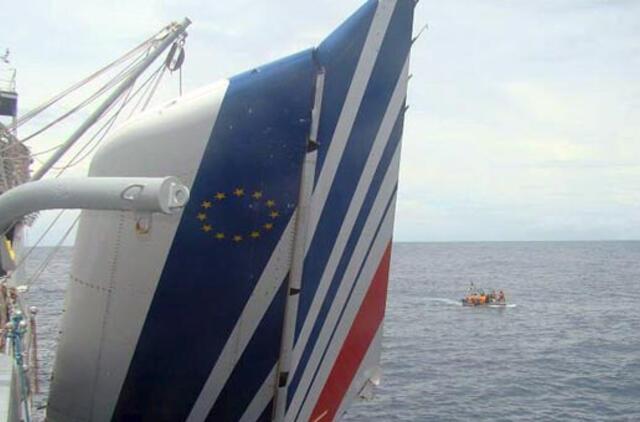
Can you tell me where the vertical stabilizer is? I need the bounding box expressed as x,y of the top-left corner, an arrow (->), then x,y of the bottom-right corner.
47,1 -> 414,421
285,1 -> 413,420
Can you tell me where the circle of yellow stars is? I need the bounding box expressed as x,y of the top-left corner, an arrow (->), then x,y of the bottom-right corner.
196,187 -> 279,243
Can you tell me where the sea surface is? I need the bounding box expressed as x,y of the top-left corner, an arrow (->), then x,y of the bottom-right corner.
24,242 -> 640,421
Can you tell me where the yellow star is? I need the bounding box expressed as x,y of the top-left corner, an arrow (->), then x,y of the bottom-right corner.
269,211 -> 280,219
197,212 -> 207,221
252,191 -> 263,199
250,231 -> 260,239
202,224 -> 213,233
233,234 -> 243,243
265,199 -> 276,208
233,187 -> 245,197
202,200 -> 212,209
215,192 -> 226,200
215,232 -> 225,240
263,223 -> 274,231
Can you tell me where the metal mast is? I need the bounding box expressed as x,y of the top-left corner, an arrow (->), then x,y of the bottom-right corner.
30,18 -> 191,181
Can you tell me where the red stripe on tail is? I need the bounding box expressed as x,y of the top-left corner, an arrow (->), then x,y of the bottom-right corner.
309,242 -> 393,421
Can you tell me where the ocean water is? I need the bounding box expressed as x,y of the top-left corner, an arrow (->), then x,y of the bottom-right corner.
24,242 -> 640,421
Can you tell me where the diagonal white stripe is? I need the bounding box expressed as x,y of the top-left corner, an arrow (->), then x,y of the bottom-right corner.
239,366 -> 277,422
297,190 -> 398,421
292,142 -> 402,421
235,3 -> 402,417
188,2 -> 401,419
304,0 -> 396,254
292,54 -> 408,384
273,71 -> 325,422
334,323 -> 384,419
47,80 -> 231,422
291,0 -> 400,385
186,217 -> 296,422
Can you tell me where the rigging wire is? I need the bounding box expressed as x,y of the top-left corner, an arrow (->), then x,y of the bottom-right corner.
25,214 -> 79,288
4,38 -> 187,287
33,82 -> 136,172
30,144 -> 65,157
21,61 -> 166,281
25,99 -> 124,171
17,53 -> 147,145
15,28 -> 163,128
12,210 -> 67,271
0,56 -> 143,157
14,21 -> 183,145
3,58 -> 169,256
52,61 -> 166,174
10,60 -> 170,277
1,143 -> 64,162
128,62 -> 165,118
0,45 -> 153,158
16,42 -> 149,127
6,73 -> 137,270
7,83 -> 133,270
141,65 -> 167,112
52,84 -> 137,175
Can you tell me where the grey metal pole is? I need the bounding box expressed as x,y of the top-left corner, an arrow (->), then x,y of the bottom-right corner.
30,18 -> 192,181
0,177 -> 190,233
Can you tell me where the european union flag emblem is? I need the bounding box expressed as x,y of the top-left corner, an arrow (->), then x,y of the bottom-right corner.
195,187 -> 281,243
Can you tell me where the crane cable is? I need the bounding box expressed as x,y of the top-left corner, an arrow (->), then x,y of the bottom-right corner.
25,214 -> 79,288
8,69 -> 149,271
18,53 -> 148,144
7,48 -> 177,280
3,38 -> 185,285
52,61 -> 166,174
15,28 -> 163,128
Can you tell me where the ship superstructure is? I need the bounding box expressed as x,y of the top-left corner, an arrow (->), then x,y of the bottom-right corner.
0,54 -> 29,215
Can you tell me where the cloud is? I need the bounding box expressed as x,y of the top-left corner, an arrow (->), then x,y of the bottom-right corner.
2,0 -> 639,243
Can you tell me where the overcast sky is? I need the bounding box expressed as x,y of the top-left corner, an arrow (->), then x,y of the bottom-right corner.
2,0 -> 639,244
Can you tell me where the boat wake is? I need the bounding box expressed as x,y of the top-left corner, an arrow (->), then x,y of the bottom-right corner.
426,298 -> 463,307
426,298 -> 518,308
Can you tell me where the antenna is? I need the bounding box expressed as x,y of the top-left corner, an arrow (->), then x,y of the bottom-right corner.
412,23 -> 429,45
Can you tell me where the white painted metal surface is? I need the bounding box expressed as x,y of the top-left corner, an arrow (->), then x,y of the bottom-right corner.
272,70 -> 325,422
289,56 -> 409,420
46,80 -> 229,422
31,19 -> 192,181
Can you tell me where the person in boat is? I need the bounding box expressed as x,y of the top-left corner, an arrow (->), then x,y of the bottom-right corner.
465,282 -> 478,303
497,290 -> 505,302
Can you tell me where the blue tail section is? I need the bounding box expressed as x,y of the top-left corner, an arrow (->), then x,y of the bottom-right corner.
112,51 -> 317,421
110,1 -> 414,421
289,0 -> 413,415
